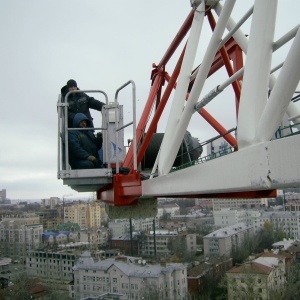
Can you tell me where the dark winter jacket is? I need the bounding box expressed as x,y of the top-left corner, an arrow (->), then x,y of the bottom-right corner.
68,113 -> 99,167
61,85 -> 105,128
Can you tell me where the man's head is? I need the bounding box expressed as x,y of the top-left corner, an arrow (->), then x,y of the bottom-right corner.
67,79 -> 77,91
73,113 -> 91,128
79,120 -> 87,128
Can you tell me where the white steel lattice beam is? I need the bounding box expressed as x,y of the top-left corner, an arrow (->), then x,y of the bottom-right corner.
142,135 -> 300,197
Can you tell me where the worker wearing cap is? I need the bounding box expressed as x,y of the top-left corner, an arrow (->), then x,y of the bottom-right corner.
61,79 -> 105,128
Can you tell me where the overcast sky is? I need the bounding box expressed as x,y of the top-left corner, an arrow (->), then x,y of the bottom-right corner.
0,0 -> 299,201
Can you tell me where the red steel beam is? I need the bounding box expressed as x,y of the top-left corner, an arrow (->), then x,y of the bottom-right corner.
124,10 -> 195,169
137,46 -> 186,167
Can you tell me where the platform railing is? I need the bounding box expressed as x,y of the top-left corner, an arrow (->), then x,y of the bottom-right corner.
57,90 -> 108,179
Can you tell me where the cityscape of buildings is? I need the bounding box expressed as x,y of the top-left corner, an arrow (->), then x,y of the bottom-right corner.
0,187 -> 300,299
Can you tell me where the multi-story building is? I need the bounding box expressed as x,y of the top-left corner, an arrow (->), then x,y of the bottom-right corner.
194,199 -> 213,210
187,256 -> 233,297
139,230 -> 197,258
108,219 -> 130,238
78,228 -> 110,248
27,250 -> 80,283
157,203 -> 180,219
283,191 -> 300,202
41,197 -> 59,209
213,208 -> 248,227
0,214 -> 42,263
212,198 -> 267,211
36,209 -> 60,231
246,210 -> 300,237
64,202 -> 102,229
285,200 -> 300,211
71,251 -> 188,300
226,252 -> 286,300
203,223 -> 254,257
108,218 -> 158,238
42,231 -> 77,246
213,209 -> 300,239
185,233 -> 197,253
269,211 -> 300,238
110,233 -> 139,256
0,189 -> 7,202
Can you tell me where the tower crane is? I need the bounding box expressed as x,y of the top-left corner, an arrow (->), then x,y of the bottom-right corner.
57,0 -> 300,219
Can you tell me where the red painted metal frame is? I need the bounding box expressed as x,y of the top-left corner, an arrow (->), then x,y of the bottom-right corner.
123,9 -> 195,169
98,7 -> 276,205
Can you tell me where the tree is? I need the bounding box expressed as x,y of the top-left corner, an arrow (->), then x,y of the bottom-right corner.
231,233 -> 259,265
140,281 -> 160,300
45,285 -> 70,300
161,209 -> 171,220
281,263 -> 300,299
4,274 -> 38,300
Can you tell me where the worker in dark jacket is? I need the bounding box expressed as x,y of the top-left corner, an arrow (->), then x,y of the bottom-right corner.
61,79 -> 105,128
68,113 -> 102,169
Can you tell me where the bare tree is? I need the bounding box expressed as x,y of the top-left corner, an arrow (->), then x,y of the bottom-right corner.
140,281 -> 160,299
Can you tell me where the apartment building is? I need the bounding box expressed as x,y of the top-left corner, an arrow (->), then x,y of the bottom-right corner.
187,256 -> 233,297
157,203 -> 180,218
213,209 -> 247,227
36,209 -> 60,231
41,197 -> 59,209
0,214 -> 42,263
0,189 -> 6,202
139,230 -> 197,257
110,234 -> 139,256
42,231 -> 77,246
269,211 -> 300,238
213,209 -> 300,239
27,249 -> 80,283
108,218 -> 158,238
285,200 -> 300,211
212,198 -> 267,211
203,223 -> 254,257
247,211 -> 300,237
71,251 -> 187,300
226,252 -> 286,300
64,202 -> 102,229
78,227 -> 110,247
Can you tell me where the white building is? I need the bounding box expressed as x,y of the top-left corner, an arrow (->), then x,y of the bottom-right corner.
213,209 -> 300,239
139,230 -> 197,257
269,211 -> 300,239
71,251 -> 188,300
212,198 -> 267,211
41,197 -> 59,208
246,210 -> 300,238
157,203 -> 180,219
213,209 -> 248,227
203,223 -> 254,257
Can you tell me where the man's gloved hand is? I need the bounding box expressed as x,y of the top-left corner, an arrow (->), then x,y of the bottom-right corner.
87,155 -> 97,162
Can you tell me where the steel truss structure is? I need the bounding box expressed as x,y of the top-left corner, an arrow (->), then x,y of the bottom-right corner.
65,1 -> 300,214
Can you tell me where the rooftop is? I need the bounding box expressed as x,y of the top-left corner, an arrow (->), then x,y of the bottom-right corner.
73,252 -> 186,278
